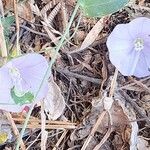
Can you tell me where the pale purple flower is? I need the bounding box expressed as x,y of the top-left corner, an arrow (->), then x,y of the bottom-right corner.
0,53 -> 49,112
106,17 -> 150,77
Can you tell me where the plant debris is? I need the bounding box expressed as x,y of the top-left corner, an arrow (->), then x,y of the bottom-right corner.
0,0 -> 150,150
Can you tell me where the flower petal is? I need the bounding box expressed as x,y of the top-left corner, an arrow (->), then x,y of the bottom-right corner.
107,24 -> 134,75
133,55 -> 149,77
107,36 -> 133,54
9,53 -> 49,95
0,68 -> 22,112
10,53 -> 48,71
0,53 -> 49,112
19,53 -> 49,100
128,17 -> 148,38
107,17 -> 150,77
0,67 -> 12,103
107,24 -> 134,55
0,67 -> 12,90
108,24 -> 133,41
109,47 -> 141,76
133,45 -> 150,77
21,74 -> 48,100
140,17 -> 150,35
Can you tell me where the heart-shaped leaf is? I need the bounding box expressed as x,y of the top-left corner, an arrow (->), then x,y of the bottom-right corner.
78,0 -> 129,17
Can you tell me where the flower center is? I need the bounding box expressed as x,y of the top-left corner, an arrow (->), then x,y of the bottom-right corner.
134,38 -> 144,51
7,63 -> 25,97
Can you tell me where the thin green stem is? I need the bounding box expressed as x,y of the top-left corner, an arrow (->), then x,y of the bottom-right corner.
15,2 -> 79,150
63,13 -> 82,45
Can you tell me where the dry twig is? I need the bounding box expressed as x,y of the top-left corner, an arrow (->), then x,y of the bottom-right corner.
52,130 -> 68,150
56,68 -> 101,84
5,112 -> 26,150
81,111 -> 107,150
41,101 -> 47,150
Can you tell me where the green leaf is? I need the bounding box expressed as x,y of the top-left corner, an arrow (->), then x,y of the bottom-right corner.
11,87 -> 34,106
78,0 -> 129,17
1,16 -> 15,48
1,16 -> 15,37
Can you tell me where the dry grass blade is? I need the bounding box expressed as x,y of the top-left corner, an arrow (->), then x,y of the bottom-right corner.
12,117 -> 76,125
68,17 -> 105,54
41,1 -> 58,16
0,18 -> 7,58
0,0 -> 4,17
42,23 -> 59,44
93,126 -> 112,150
41,2 -> 61,44
47,2 -> 61,25
109,69 -> 118,97
26,132 -> 41,150
41,101 -> 47,150
81,111 -> 107,150
99,58 -> 108,96
60,1 -> 69,32
16,124 -> 76,129
52,130 -> 68,150
30,3 -> 41,16
5,112 -> 26,150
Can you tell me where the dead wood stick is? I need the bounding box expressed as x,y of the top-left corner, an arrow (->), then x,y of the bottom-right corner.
20,25 -> 49,38
56,68 -> 101,84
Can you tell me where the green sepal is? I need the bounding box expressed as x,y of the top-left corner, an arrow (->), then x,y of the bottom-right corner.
11,87 -> 34,105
